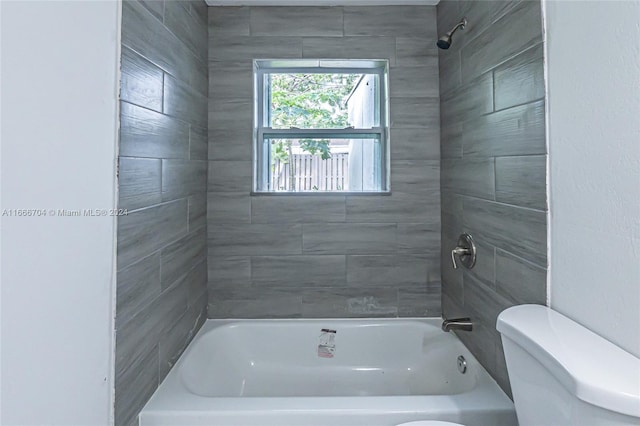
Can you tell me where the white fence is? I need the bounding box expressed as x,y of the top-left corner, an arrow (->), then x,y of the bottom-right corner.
270,153 -> 349,191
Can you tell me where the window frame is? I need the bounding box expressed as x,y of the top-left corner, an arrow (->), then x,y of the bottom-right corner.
253,59 -> 390,194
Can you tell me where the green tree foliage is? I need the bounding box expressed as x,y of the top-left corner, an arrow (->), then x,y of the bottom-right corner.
270,73 -> 360,161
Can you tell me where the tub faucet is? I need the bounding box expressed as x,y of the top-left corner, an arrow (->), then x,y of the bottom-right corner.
442,318 -> 473,332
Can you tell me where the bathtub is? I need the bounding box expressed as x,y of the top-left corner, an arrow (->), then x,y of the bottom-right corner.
140,319 -> 516,426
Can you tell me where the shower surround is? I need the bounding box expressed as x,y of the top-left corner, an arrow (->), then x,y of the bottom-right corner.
207,5 -> 442,319
114,1 -> 209,424
437,0 -> 548,395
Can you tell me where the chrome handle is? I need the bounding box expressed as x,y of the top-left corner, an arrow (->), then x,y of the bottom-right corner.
451,247 -> 470,269
450,234 -> 477,269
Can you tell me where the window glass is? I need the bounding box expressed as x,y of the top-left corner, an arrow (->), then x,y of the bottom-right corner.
255,60 -> 389,193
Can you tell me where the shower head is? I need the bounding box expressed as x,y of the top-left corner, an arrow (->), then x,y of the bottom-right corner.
437,17 -> 467,50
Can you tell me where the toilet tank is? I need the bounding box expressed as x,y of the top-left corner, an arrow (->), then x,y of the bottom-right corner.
497,304 -> 640,426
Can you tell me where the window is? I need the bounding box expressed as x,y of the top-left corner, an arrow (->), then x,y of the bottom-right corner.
254,60 -> 389,193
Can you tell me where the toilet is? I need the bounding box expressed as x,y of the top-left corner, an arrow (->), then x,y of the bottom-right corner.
398,304 -> 640,426
497,304 -> 640,425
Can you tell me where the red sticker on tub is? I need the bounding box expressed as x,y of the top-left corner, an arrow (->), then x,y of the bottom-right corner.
318,329 -> 336,358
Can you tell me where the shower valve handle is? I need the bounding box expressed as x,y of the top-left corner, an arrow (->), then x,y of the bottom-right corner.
450,233 -> 477,270
451,247 -> 470,269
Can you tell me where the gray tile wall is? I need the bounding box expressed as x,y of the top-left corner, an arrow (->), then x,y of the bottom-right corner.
437,0 -> 547,396
115,1 -> 208,424
207,6 -> 441,319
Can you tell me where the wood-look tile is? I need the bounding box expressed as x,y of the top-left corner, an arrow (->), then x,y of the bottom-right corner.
463,272 -> 513,330
495,249 -> 546,305
117,199 -> 188,269
346,193 -> 439,224
441,192 -> 464,232
495,155 -> 547,210
116,252 -> 161,329
120,102 -> 189,160
115,282 -> 187,379
344,6 -> 437,37
208,6 -> 250,36
163,74 -> 208,128
398,283 -> 441,317
207,160 -> 252,193
397,223 -> 440,254
207,191 -> 251,223
118,157 -> 162,211
442,292 -> 465,320
463,197 -> 547,266
189,0 -> 208,23
120,46 -> 163,112
208,223 -> 302,256
158,300 -> 206,379
208,287 -> 302,318
346,254 -> 429,286
183,258 -> 208,308
209,62 -> 253,99
250,7 -> 343,37
303,223 -> 397,254
391,160 -> 440,195
441,158 -> 495,200
463,100 -> 546,157
122,0 -> 207,95
161,159 -> 207,201
302,37 -> 396,65
458,0 -> 509,49
160,229 -> 206,290
209,36 -> 302,61
396,37 -> 439,67
440,72 -> 493,124
189,125 -> 208,161
162,255 -> 207,309
251,255 -> 346,286
463,241 -> 496,288
207,255 -> 251,287
390,97 -> 440,128
390,65 -> 440,98
188,194 -> 206,231
164,0 -> 208,62
390,127 -> 440,161
440,122 -> 463,159
460,0 -> 542,82
301,287 -> 398,318
114,340 -> 158,426
494,43 -> 545,111
251,195 -> 345,224
208,98 -> 252,129
138,0 -> 164,21
438,48 -> 461,97
208,128 -> 253,161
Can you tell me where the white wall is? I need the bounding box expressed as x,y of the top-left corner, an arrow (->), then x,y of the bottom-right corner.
545,0 -> 640,357
0,1 -> 120,424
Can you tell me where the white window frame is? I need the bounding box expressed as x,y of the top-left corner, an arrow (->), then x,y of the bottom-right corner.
253,59 -> 390,194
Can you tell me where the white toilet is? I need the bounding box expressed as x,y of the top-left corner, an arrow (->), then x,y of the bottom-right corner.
497,304 -> 640,425
398,304 -> 640,426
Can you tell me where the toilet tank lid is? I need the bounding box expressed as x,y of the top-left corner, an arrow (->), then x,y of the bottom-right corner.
497,304 -> 640,418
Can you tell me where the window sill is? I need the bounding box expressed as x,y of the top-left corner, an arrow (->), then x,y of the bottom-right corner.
250,191 -> 391,197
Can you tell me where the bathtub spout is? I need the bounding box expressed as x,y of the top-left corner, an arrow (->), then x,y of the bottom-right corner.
442,318 -> 473,332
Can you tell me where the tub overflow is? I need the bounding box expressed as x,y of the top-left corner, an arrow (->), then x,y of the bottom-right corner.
457,355 -> 467,374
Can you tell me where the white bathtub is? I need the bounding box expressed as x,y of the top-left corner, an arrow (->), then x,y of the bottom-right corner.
140,319 -> 516,426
